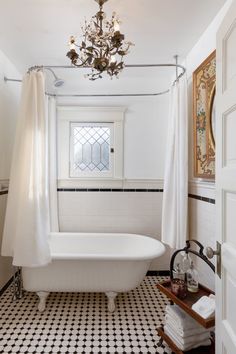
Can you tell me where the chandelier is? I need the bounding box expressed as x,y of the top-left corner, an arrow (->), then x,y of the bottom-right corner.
66,0 -> 134,80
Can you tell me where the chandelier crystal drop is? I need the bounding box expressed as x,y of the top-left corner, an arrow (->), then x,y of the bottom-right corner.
66,0 -> 134,80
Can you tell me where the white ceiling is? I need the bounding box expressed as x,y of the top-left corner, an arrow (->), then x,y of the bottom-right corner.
0,0 -> 226,94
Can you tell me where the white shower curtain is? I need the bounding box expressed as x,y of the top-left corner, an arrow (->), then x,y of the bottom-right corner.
1,70 -> 54,267
48,96 -> 59,233
161,76 -> 188,249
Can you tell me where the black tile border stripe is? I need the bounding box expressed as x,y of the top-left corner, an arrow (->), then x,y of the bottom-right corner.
2,189 -> 214,204
146,270 -> 170,276
188,193 -> 215,204
0,276 -> 13,297
58,188 -> 164,192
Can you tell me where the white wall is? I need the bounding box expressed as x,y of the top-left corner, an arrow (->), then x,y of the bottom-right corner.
0,51 -> 21,180
185,0 -> 232,289
0,49 -> 21,289
124,97 -> 169,179
57,95 -> 169,180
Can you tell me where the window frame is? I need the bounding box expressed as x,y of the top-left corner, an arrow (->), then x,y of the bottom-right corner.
57,106 -> 125,181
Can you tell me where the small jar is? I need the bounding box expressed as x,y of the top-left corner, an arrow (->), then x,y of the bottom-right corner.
187,261 -> 199,293
171,279 -> 187,299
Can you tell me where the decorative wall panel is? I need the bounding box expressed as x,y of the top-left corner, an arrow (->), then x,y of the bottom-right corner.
193,51 -> 216,179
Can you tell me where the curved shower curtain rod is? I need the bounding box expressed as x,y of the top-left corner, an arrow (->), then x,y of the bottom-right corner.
4,61 -> 186,98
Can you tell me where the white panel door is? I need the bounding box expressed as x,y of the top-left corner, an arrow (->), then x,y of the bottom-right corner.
216,1 -> 236,353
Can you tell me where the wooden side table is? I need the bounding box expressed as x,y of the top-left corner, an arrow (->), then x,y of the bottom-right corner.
156,280 -> 215,354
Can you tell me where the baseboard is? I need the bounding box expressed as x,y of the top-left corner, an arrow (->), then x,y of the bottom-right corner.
0,276 -> 13,297
146,270 -> 170,276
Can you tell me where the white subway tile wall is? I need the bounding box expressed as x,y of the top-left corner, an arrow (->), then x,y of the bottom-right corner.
188,183 -> 216,290
58,191 -> 171,271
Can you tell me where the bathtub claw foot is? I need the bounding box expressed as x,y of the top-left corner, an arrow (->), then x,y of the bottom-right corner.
37,291 -> 49,312
105,292 -> 117,313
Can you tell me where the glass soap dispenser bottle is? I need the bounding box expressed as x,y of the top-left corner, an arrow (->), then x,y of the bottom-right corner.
187,261 -> 199,293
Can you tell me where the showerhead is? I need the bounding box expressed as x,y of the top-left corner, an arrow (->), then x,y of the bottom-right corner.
46,68 -> 65,88
54,78 -> 65,87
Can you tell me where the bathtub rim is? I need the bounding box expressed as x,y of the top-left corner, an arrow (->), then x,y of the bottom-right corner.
48,232 -> 165,261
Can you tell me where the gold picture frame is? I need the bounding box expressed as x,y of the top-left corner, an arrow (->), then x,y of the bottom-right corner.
193,50 -> 216,179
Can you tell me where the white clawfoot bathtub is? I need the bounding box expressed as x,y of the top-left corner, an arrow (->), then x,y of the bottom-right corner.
22,233 -> 165,312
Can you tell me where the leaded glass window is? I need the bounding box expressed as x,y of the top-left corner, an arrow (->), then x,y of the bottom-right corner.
70,123 -> 113,177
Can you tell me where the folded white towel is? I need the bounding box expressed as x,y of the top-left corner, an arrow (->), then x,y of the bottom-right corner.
165,314 -> 213,337
164,324 -> 210,346
165,314 -> 204,335
165,304 -> 201,329
192,295 -> 215,319
164,325 -> 211,351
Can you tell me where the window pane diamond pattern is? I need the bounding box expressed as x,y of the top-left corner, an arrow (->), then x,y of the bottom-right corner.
72,126 -> 110,173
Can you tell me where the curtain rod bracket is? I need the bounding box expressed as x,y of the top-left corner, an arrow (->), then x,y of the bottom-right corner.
174,55 -> 179,81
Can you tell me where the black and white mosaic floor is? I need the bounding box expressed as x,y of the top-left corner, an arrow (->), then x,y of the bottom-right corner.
0,276 -> 171,354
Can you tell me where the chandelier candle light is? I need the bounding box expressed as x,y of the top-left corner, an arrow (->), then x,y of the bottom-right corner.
67,0 -> 134,80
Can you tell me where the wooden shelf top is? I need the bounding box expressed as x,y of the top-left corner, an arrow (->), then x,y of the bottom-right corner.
157,327 -> 215,354
156,280 -> 215,329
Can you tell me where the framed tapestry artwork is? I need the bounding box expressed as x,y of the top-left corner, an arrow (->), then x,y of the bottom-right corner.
193,50 -> 216,179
